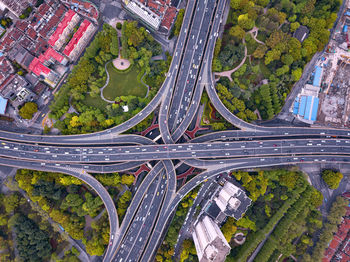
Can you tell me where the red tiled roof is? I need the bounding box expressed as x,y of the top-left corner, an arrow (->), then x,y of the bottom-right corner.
0,35 -> 15,51
38,3 -> 50,17
330,238 -> 341,250
63,19 -> 91,57
33,36 -> 47,55
31,14 -> 42,26
48,9 -> 76,46
18,37 -> 33,50
39,47 -> 64,63
54,4 -> 66,18
161,6 -> 177,30
40,15 -> 60,38
27,27 -> 37,40
0,74 -> 15,91
16,20 -> 29,32
341,254 -> 350,262
28,57 -> 51,76
9,29 -> 24,41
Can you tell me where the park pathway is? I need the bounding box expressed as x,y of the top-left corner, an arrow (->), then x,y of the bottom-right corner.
214,38 -> 247,82
249,26 -> 265,45
100,61 -> 115,104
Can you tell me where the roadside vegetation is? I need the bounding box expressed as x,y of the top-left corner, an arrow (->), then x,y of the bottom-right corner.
9,169 -> 135,257
93,172 -> 135,221
214,0 -> 340,120
200,91 -> 233,131
173,9 -> 185,37
304,196 -> 348,261
49,22 -> 170,135
321,169 -> 343,189
156,188 -> 199,262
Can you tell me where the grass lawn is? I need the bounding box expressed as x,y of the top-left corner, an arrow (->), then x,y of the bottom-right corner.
81,94 -> 109,111
103,62 -> 147,101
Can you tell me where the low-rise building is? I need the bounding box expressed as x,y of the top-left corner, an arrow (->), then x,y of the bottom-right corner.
0,74 -> 36,107
0,56 -> 14,86
293,25 -> 310,43
0,0 -> 36,18
63,19 -> 96,61
0,95 -> 8,115
48,9 -> 80,50
122,0 -> 178,34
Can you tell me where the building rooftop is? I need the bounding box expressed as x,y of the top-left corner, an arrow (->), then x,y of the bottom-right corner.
293,25 -> 310,43
63,19 -> 91,57
48,9 -> 77,47
28,57 -> 51,76
160,6 -> 177,30
0,0 -> 36,17
125,0 -> 161,30
294,95 -> 319,122
0,95 -> 7,115
313,66 -> 323,87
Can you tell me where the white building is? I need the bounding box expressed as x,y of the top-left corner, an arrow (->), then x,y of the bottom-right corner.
123,0 -> 161,30
192,216 -> 231,262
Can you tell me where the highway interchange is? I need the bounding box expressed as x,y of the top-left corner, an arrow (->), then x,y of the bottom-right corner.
1,0 -> 350,261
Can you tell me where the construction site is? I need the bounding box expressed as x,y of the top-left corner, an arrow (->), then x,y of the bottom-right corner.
314,2 -> 350,128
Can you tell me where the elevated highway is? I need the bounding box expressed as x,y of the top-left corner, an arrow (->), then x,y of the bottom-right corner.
0,0 -> 349,260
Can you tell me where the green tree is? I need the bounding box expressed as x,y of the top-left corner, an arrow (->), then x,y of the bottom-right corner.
229,25 -> 246,40
292,68 -> 302,81
322,170 -> 343,189
121,174 -> 135,186
19,102 -> 38,119
238,13 -> 254,30
174,9 -> 184,36
3,193 -> 21,213
290,22 -> 300,32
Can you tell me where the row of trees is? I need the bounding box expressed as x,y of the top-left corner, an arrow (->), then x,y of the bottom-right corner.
303,196 -> 349,262
254,187 -> 315,262
233,178 -> 308,261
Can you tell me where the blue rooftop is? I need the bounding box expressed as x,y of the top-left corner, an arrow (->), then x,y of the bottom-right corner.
310,97 -> 319,121
293,95 -> 319,122
293,100 -> 299,114
304,96 -> 313,120
313,66 -> 322,87
298,96 -> 307,116
0,96 -> 7,115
